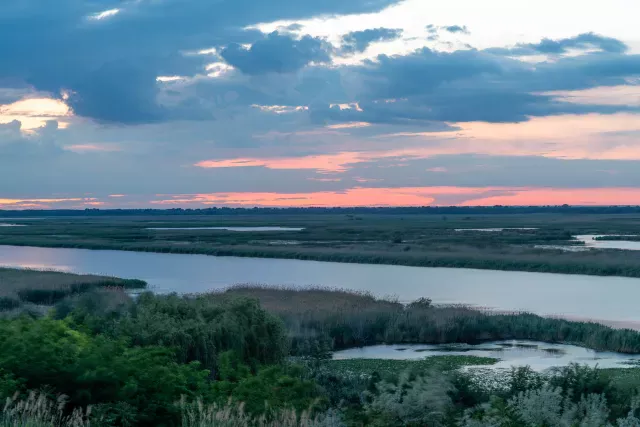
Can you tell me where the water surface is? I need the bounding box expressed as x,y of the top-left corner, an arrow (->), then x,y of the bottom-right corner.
332,341 -> 640,371
1,246 -> 640,327
147,226 -> 304,231
575,235 -> 640,251
0,224 -> 27,227
454,228 -> 538,232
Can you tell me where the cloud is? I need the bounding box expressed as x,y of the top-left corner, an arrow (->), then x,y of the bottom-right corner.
0,0 -> 399,123
0,120 -> 62,158
360,48 -> 505,98
220,32 -> 332,75
308,43 -> 640,125
488,32 -> 628,56
340,28 -> 403,54
2,1 -> 640,208
443,25 -> 469,35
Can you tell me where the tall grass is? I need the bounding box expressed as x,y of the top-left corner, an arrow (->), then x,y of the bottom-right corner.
0,268 -> 146,308
179,398 -> 344,427
219,286 -> 640,354
1,391 -> 91,427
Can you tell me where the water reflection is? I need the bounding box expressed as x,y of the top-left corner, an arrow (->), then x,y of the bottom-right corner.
332,341 -> 640,371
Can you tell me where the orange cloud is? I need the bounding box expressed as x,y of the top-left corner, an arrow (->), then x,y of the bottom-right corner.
0,197 -> 113,209
380,113 -> 640,160
196,148 -> 449,173
197,113 -> 640,175
153,187 -> 437,207
0,198 -> 83,206
196,152 -> 368,173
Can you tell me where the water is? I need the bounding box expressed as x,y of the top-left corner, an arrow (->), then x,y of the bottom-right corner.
0,224 -> 27,227
332,341 -> 640,371
147,226 -> 304,231
575,235 -> 640,251
533,245 -> 590,252
454,228 -> 538,232
1,246 -> 640,328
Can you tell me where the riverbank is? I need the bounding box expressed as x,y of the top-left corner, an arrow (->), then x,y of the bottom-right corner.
0,267 -> 146,310
4,244 -> 640,328
5,239 -> 640,278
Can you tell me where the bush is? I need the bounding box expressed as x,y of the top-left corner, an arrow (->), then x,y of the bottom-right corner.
365,372 -> 454,426
0,317 -> 210,426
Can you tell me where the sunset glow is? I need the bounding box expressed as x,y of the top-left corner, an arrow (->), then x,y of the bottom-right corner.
150,187 -> 640,208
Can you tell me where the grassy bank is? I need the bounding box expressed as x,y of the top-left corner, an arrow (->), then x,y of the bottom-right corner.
0,268 -> 146,309
4,212 -> 640,278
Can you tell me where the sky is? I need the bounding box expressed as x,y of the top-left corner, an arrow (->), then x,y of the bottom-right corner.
1,0 -> 639,209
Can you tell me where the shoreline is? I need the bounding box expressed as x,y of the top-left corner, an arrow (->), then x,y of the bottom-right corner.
3,240 -> 640,279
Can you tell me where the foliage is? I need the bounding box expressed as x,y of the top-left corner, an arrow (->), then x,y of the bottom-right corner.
63,292 -> 288,372
365,372 -> 455,426
4,284 -> 640,426
0,317 -> 210,426
209,359 -> 324,417
461,385 -> 640,427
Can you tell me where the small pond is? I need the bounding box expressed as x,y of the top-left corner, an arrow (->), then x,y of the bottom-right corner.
575,235 -> 640,251
147,226 -> 305,231
332,341 -> 640,371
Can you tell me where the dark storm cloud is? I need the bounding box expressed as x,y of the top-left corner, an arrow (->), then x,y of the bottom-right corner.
220,32 -> 333,75
340,28 -> 404,54
360,48 -> 504,98
2,1 -> 638,130
308,44 -> 640,125
487,32 -> 628,56
0,0 -> 399,123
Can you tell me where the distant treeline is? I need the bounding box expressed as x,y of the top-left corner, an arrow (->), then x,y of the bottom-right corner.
4,205 -> 640,217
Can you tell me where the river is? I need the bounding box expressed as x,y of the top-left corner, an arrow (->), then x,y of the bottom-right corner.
1,245 -> 640,328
